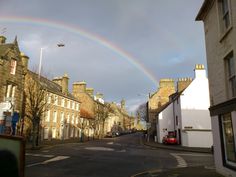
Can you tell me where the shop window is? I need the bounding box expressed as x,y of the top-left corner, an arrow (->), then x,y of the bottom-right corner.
220,113 -> 236,168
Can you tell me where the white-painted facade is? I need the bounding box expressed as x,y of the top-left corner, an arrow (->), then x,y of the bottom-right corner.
156,102 -> 174,143
156,65 -> 213,148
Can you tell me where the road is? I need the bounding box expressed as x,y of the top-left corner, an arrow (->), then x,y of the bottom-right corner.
25,132 -> 214,177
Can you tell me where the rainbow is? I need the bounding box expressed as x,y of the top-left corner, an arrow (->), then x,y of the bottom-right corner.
0,16 -> 158,85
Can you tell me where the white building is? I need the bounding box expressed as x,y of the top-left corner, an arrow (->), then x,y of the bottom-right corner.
156,64 -> 213,148
196,0 -> 236,176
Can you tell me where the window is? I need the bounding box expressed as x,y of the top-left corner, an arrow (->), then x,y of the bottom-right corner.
67,114 -> 70,124
71,114 -> 74,124
44,128 -> 49,139
61,98 -> 65,107
53,111 -> 57,122
220,113 -> 236,168
45,110 -> 50,122
225,52 -> 236,98
52,127 -> 56,138
10,59 -> 17,75
218,0 -> 231,34
76,103 -> 79,111
54,96 -> 58,105
176,116 -> 178,126
61,112 -> 64,123
5,84 -> 16,99
221,0 -> 230,29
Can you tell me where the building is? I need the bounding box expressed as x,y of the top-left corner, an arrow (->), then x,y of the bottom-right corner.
0,36 -> 28,135
196,0 -> 236,176
147,79 -> 175,138
156,65 -> 212,148
24,72 -> 80,142
72,81 -> 97,141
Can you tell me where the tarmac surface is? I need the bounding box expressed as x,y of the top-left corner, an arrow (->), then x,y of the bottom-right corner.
141,139 -> 225,177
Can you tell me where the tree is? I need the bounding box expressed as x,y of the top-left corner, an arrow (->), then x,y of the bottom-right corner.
24,73 -> 49,148
135,102 -> 148,121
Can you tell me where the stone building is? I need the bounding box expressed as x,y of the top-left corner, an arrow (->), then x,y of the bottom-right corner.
147,79 -> 175,137
24,72 -> 80,141
72,81 -> 96,140
0,36 -> 28,135
196,0 -> 236,176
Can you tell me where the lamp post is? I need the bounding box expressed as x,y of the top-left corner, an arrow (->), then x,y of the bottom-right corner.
38,44 -> 65,78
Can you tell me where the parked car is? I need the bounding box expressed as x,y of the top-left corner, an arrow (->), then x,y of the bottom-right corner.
162,135 -> 177,144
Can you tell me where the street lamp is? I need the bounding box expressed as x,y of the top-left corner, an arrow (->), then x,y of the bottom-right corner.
38,44 -> 65,78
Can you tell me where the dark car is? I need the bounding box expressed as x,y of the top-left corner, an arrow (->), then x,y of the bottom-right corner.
162,135 -> 177,144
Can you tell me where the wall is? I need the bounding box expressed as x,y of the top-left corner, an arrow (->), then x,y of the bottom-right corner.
181,131 -> 213,148
156,103 -> 174,143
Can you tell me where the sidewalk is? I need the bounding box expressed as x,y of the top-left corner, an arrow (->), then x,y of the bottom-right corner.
143,138 -> 212,153
132,166 -> 225,177
139,138 -> 225,177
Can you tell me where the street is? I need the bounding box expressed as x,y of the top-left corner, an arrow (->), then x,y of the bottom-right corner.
25,132 -> 214,177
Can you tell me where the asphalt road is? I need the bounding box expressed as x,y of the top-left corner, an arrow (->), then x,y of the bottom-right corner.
25,133 -> 214,177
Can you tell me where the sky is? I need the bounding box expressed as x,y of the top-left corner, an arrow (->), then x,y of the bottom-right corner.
0,0 -> 206,114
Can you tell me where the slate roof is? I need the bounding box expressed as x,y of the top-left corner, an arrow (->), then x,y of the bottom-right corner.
28,70 -> 80,102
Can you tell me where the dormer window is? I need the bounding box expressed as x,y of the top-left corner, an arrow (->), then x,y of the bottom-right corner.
10,59 -> 17,75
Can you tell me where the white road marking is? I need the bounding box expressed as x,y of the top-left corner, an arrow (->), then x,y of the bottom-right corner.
26,156 -> 70,167
107,142 -> 114,145
85,147 -> 114,151
25,153 -> 54,158
170,153 -> 187,168
171,153 -> 212,157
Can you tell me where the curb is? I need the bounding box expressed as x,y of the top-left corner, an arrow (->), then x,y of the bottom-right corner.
142,139 -> 212,154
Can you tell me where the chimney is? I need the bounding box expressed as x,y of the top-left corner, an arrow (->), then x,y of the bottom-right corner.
72,81 -> 87,94
96,92 -> 103,99
194,64 -> 206,79
52,77 -> 62,86
159,78 -> 175,89
0,36 -> 6,44
177,77 -> 193,92
62,73 -> 69,94
86,88 -> 94,96
20,52 -> 29,71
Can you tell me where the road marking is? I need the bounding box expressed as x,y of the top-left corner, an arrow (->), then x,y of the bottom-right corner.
130,169 -> 162,177
107,142 -> 114,145
170,153 -> 187,168
171,153 -> 212,157
25,153 -> 54,158
85,147 -> 114,151
26,156 -> 70,167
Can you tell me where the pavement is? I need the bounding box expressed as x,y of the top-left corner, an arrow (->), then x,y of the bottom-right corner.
140,138 -> 225,177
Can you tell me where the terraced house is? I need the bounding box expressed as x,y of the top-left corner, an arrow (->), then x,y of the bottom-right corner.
24,72 -> 80,142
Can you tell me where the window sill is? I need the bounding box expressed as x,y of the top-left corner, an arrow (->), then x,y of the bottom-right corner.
219,26 -> 233,43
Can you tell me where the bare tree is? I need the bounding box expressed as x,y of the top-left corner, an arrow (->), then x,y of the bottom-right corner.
136,102 -> 148,121
24,73 -> 49,148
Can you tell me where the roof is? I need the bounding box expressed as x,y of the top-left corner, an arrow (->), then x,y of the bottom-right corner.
0,37 -> 20,59
195,0 -> 214,21
28,70 -> 80,103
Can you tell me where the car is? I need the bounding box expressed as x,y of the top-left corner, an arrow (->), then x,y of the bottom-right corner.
162,135 -> 177,144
